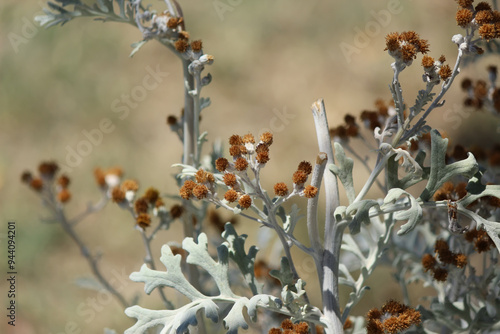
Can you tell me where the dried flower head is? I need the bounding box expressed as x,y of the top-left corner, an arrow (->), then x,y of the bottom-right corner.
111,187 -> 126,203
169,204 -> 184,218
144,187 -> 160,204
421,55 -> 435,68
433,267 -> 448,281
223,173 -> 238,188
439,64 -> 452,80
21,171 -> 33,184
191,40 -> 202,52
195,169 -> 214,184
457,0 -> 474,8
122,179 -> 139,192
229,134 -> 242,146
479,24 -> 496,40
224,189 -> 239,202
475,9 -> 494,24
422,253 -> 437,271
292,170 -> 308,184
475,2 -> 492,12
238,194 -> 252,209
29,178 -> 43,191
229,145 -> 242,157
57,175 -> 70,188
215,158 -> 229,172
136,213 -> 151,229
456,8 -> 474,27
242,133 -> 255,144
57,189 -> 71,203
453,253 -> 468,268
260,132 -> 273,146
274,182 -> 289,197
303,185 -> 318,198
179,180 -> 196,200
297,161 -> 313,175
135,197 -> 149,214
38,161 -> 59,178
166,115 -> 177,125
174,39 -> 189,52
256,151 -> 270,164
192,184 -> 209,199
234,157 -> 249,171
94,168 -> 106,187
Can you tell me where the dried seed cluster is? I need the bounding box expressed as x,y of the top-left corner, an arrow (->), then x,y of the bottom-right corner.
464,227 -> 496,252
179,169 -> 216,201
268,319 -> 309,334
21,161 -> 72,204
460,66 -> 500,113
455,1 -> 500,41
422,239 -> 467,282
421,54 -> 453,83
385,31 -> 430,67
366,300 -> 422,334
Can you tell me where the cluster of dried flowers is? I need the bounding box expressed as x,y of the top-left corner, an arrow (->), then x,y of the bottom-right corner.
366,300 -> 422,334
455,0 -> 500,41
22,162 -> 71,204
422,239 -> 468,281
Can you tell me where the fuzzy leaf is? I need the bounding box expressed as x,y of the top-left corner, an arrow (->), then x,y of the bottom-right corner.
346,200 -> 380,235
382,188 -> 423,235
283,204 -> 303,235
221,223 -> 262,295
130,40 -> 148,58
419,130 -> 478,202
127,234 -> 290,333
329,142 -> 356,203
387,150 -> 428,190
269,257 -> 294,287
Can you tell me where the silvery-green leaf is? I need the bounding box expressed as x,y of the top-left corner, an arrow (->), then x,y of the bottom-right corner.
269,257 -> 294,287
419,130 -> 478,201
382,188 -> 423,235
387,150 -> 428,190
125,301 -> 219,334
329,142 -> 356,203
283,204 -> 303,235
221,223 -> 262,295
345,200 -> 379,235
130,40 -> 148,58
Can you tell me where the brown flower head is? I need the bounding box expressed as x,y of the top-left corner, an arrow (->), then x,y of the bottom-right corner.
229,135 -> 242,146
242,133 -> 255,144
297,161 -> 312,175
229,145 -> 242,157
385,32 -> 400,51
439,64 -> 452,80
256,151 -> 270,164
167,115 -> 177,125
457,0 -> 474,8
192,184 -> 209,199
21,171 -> 33,184
292,170 -> 308,184
195,169 -> 214,184
122,179 -> 139,192
135,197 -> 149,214
179,180 -> 196,200
223,173 -> 238,187
234,157 -> 249,171
170,204 -> 184,218
215,158 -> 229,172
38,161 -> 59,178
453,253 -> 468,268
260,132 -> 273,146
422,253 -> 437,272
144,187 -> 160,204
94,168 -> 106,187
303,185 -> 318,198
57,189 -> 71,203
433,267 -> 448,281
475,2 -> 492,11
191,40 -> 203,52
274,182 -> 289,197
456,8 -> 474,27
111,187 -> 126,203
174,39 -> 189,53
136,213 -> 152,229
238,194 -> 252,209
224,189 -> 239,202
57,175 -> 70,188
476,9 -> 494,25
421,55 -> 435,68
479,24 -> 496,40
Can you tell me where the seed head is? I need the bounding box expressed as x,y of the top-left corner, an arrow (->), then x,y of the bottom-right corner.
192,184 -> 209,199
223,173 -> 238,187
179,180 -> 196,200
238,194 -> 252,209
38,161 -> 59,178
144,187 -> 160,204
297,161 -> 313,175
135,197 -> 149,214
274,182 -> 289,197
223,189 -> 238,202
57,189 -> 71,203
167,115 -> 177,125
122,179 -> 139,192
215,158 -> 229,172
136,213 -> 151,229
234,157 -> 249,171
478,24 -> 496,40
303,185 -> 318,198
456,8 -> 474,27
422,253 -> 437,271
256,151 -> 270,164
229,135 -> 242,146
292,170 -> 308,184
57,175 -> 70,188
432,267 -> 448,281
439,64 -> 452,80
170,204 -> 184,218
421,55 -> 435,68
111,187 -> 126,203
191,40 -> 203,52
242,133 -> 255,144
174,39 -> 189,53
260,132 -> 273,146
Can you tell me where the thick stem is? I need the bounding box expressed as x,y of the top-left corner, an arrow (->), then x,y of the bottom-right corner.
311,99 -> 343,333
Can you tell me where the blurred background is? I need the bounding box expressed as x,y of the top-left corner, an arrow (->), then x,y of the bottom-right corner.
1,0 -> 499,333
